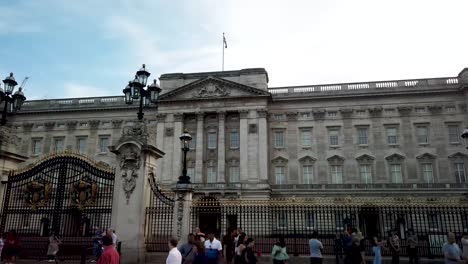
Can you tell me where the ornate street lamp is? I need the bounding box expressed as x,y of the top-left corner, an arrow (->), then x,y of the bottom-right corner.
1,73 -> 26,126
177,129 -> 192,184
461,128 -> 468,149
122,64 -> 162,120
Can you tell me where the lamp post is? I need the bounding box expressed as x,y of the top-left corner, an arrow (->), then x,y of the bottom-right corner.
122,64 -> 162,120
0,73 -> 26,126
461,128 -> 468,149
177,129 -> 192,184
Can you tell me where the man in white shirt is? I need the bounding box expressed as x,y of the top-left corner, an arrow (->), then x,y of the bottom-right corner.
204,232 -> 223,264
166,238 -> 182,264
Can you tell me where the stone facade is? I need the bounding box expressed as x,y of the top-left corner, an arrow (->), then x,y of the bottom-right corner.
4,67 -> 468,202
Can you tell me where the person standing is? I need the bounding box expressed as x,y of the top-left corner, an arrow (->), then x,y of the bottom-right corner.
334,233 -> 343,264
0,233 -> 4,262
371,237 -> 382,264
234,233 -> 247,264
3,230 -> 20,264
442,232 -> 462,264
193,241 -> 208,264
196,227 -> 206,242
407,230 -> 418,264
223,228 -> 237,264
204,232 -> 222,264
166,238 -> 182,264
92,228 -> 103,262
271,237 -> 289,264
309,231 -> 323,264
347,236 -> 365,264
243,238 -> 257,264
179,233 -> 196,264
461,232 -> 468,261
387,230 -> 400,264
47,232 -> 61,262
97,236 -> 120,264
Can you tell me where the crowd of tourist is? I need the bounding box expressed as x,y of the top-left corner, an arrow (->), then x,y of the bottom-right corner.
167,227 -> 261,264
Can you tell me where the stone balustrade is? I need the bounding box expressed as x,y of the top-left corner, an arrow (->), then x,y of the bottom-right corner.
17,76 -> 462,112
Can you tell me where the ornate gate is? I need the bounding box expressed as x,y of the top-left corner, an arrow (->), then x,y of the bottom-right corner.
0,153 -> 115,259
144,175 -> 175,252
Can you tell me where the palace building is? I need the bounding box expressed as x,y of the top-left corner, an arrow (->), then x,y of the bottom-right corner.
1,67 -> 468,256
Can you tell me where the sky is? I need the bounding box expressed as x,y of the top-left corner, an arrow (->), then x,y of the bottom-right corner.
1,0 -> 467,100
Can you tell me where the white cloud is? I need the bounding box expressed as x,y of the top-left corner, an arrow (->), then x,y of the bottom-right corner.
63,82 -> 114,98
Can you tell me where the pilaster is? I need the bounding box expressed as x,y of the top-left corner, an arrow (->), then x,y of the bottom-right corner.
257,110 -> 268,181
155,114 -> 166,182
173,113 -> 184,182
239,110 -> 249,182
217,112 -> 226,183
195,113 -> 204,183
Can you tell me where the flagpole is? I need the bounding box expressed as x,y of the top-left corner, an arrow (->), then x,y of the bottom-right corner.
222,32 -> 225,71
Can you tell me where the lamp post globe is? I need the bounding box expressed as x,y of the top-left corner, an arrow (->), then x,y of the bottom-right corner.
123,64 -> 160,121
0,72 -> 27,126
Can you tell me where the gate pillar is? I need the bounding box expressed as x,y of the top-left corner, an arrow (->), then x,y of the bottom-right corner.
109,122 -> 165,264
172,185 -> 193,245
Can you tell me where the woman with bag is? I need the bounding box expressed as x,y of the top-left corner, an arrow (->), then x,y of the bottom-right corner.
271,237 -> 289,264
243,238 -> 257,264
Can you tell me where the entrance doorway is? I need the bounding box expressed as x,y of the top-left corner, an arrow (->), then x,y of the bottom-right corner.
359,207 -> 380,237
197,197 -> 221,237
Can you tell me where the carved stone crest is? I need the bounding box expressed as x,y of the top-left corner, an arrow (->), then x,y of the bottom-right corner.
69,176 -> 98,210
23,177 -> 52,210
119,148 -> 141,204
120,121 -> 148,144
193,83 -> 229,98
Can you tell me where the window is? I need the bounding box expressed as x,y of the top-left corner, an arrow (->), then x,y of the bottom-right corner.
277,211 -> 288,228
207,132 -> 217,149
300,129 -> 312,147
422,163 -> 434,183
357,127 -> 369,145
303,165 -> 313,184
448,125 -> 460,143
387,127 -> 398,145
328,111 -> 337,117
384,108 -> 395,114
189,136 -> 196,150
98,136 -> 110,153
416,126 -> 429,144
187,167 -> 195,178
76,137 -> 88,154
390,164 -> 403,183
305,212 -> 315,229
229,166 -> 240,183
274,131 -> 285,148
32,138 -> 43,155
53,137 -> 64,152
329,129 -> 339,146
455,163 -> 466,183
360,165 -> 372,184
230,131 -> 239,149
331,165 -> 343,184
207,167 -> 217,183
300,112 -> 311,119
275,166 -> 285,184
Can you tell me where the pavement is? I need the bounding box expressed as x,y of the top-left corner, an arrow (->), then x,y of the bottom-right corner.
14,254 -> 445,264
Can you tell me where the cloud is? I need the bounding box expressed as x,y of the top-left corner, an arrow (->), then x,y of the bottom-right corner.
0,4 -> 44,34
63,82 -> 114,98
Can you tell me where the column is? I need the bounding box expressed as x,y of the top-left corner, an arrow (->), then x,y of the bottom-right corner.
43,122 -> 56,153
173,113 -> 184,182
155,114 -> 166,182
195,113 -> 204,183
217,112 -> 226,183
257,110 -> 268,181
239,110 -> 249,182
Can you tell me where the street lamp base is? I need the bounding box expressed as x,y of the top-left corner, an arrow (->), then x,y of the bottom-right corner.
177,175 -> 191,184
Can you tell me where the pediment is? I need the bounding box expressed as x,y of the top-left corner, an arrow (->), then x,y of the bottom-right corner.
416,153 -> 437,160
159,77 -> 271,101
385,153 -> 405,161
327,155 -> 345,162
448,152 -> 468,159
298,155 -> 317,163
356,154 -> 375,162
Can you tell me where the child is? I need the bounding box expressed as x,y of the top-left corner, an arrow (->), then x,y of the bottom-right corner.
372,237 -> 382,264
